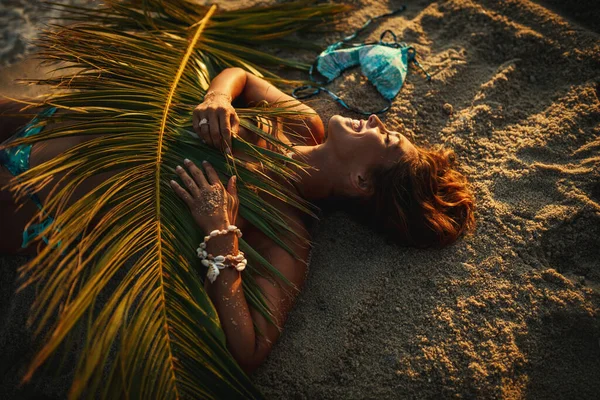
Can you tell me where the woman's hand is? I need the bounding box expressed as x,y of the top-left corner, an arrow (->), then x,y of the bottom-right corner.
193,92 -> 240,153
170,159 -> 238,233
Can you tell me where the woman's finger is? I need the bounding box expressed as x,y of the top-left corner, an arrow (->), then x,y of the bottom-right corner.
169,180 -> 193,206
226,175 -> 237,197
183,158 -> 208,188
208,110 -> 222,151
199,114 -> 211,146
175,165 -> 201,197
228,176 -> 239,220
231,112 -> 240,137
219,111 -> 232,154
202,161 -> 220,186
192,107 -> 201,136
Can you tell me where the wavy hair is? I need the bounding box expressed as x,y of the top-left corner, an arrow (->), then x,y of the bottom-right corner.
365,145 -> 475,247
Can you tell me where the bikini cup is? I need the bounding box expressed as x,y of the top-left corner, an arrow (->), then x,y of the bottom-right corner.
315,31 -> 419,101
293,7 -> 430,115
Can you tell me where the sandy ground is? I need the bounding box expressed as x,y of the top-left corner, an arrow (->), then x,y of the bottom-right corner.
1,0 -> 599,399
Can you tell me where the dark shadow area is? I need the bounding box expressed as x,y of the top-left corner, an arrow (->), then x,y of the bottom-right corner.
519,309 -> 600,399
535,0 -> 600,34
0,256 -> 70,400
0,252 -> 132,399
538,210 -> 600,284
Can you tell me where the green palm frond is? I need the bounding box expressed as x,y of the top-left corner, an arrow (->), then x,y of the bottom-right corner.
1,1 -> 350,398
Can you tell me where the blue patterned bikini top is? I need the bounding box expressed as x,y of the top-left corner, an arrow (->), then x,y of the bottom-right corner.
293,6 -> 430,115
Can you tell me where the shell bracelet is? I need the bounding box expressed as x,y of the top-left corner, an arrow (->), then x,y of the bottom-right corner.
197,225 -> 247,283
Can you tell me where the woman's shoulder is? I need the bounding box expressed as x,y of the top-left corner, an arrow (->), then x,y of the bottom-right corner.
235,71 -> 325,145
282,111 -> 325,146
236,106 -> 324,148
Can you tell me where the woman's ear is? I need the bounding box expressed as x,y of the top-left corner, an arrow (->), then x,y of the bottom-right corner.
350,170 -> 373,197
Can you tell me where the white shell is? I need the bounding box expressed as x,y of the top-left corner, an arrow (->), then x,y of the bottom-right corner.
201,251 -> 207,258
228,225 -> 237,231
234,254 -> 245,262
214,262 -> 225,269
199,242 -> 206,249
201,259 -> 210,267
204,236 -> 210,242
235,262 -> 246,271
237,231 -> 243,238
207,265 -> 220,283
241,259 -> 247,265
209,230 -> 220,237
214,255 -> 225,262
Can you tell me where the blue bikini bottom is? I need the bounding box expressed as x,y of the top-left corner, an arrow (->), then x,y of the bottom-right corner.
0,107 -> 58,248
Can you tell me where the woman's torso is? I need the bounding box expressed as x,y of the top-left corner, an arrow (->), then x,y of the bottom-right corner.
226,116 -> 312,286
27,111 -> 313,288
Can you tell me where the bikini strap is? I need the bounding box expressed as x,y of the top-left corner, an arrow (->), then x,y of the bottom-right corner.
292,85 -> 391,115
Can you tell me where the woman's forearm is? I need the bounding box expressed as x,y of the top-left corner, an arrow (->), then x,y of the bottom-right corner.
205,67 -> 247,102
203,233 -> 258,371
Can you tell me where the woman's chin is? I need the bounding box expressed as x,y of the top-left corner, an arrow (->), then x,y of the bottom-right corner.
326,115 -> 347,140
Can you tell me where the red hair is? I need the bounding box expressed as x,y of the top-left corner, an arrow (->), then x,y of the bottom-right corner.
366,146 -> 475,247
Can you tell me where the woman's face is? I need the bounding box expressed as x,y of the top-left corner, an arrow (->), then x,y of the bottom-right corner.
325,114 -> 417,173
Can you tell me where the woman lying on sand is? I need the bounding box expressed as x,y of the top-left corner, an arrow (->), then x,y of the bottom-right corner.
0,67 -> 474,373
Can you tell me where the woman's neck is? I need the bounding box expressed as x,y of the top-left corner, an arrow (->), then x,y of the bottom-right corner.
289,144 -> 338,201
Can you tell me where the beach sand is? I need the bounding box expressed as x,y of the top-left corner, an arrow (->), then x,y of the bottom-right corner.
1,0 -> 599,398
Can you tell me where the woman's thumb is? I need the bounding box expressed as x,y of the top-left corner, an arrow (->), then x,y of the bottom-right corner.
227,175 -> 237,196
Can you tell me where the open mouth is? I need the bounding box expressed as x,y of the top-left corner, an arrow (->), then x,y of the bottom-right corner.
350,118 -> 363,132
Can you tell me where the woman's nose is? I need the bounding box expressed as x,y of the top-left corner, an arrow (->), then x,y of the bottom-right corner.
368,114 -> 379,127
368,114 -> 385,132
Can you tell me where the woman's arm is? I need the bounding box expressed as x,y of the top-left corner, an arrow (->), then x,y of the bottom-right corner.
193,68 -> 324,150
170,159 -> 304,373
202,233 -> 258,368
203,233 -> 304,373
